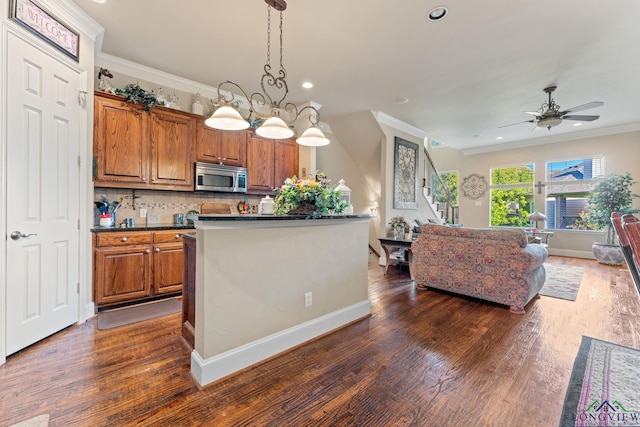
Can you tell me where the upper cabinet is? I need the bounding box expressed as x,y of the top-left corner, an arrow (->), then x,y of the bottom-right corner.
246,133 -> 298,194
149,109 -> 194,189
274,138 -> 299,189
93,92 -> 194,191
93,92 -> 298,193
93,93 -> 149,187
195,119 -> 247,167
246,133 -> 275,193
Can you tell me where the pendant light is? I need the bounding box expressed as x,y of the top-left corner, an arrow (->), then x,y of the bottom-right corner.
206,0 -> 329,146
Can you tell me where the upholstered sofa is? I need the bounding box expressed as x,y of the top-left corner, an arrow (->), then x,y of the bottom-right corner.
411,223 -> 548,313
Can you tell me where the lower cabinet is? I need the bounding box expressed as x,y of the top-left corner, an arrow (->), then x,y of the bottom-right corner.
93,229 -> 185,308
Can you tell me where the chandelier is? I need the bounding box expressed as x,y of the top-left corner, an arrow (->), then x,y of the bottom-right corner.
205,0 -> 330,147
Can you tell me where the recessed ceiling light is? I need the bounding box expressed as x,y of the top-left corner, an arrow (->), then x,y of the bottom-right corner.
496,136 -> 504,140
93,0 -> 107,3
302,82 -> 313,89
427,6 -> 448,21
395,98 -> 409,105
573,123 -> 583,127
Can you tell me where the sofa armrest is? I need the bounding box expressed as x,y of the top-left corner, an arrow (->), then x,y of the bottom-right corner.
522,244 -> 548,272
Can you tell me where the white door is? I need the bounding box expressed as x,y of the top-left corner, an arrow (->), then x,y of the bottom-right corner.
5,32 -> 80,355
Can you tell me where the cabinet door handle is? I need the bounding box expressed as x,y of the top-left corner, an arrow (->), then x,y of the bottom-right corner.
121,237 -> 128,242
175,234 -> 180,239
146,249 -> 151,254
155,247 -> 160,253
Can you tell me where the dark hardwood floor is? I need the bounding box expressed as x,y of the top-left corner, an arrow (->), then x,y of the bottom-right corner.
1,256 -> 639,426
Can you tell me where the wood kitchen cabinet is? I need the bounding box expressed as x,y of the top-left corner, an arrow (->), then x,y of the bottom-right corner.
93,92 -> 194,191
195,120 -> 247,167
246,133 -> 298,193
93,229 -> 185,308
149,109 -> 195,190
152,230 -> 185,295
274,138 -> 299,188
93,93 -> 148,187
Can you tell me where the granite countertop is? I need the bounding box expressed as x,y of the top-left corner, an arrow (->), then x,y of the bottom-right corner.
196,214 -> 372,221
91,224 -> 196,233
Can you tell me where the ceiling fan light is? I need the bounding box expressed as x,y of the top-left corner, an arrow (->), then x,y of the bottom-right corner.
256,116 -> 295,139
297,125 -> 330,146
205,106 -> 250,131
537,117 -> 562,129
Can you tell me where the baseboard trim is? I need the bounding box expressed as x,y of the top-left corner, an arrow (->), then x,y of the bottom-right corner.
548,248 -> 595,259
191,300 -> 371,387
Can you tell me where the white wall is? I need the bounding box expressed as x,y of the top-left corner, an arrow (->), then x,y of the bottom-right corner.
431,131 -> 640,258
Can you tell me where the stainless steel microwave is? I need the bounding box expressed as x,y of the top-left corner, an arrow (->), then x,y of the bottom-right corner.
194,162 -> 247,193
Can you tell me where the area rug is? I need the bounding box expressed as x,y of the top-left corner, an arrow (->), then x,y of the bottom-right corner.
560,336 -> 640,427
97,298 -> 181,330
9,414 -> 49,427
540,263 -> 584,301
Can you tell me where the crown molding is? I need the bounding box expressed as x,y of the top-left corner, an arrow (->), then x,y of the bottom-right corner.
374,111 -> 429,140
461,122 -> 640,155
97,52 -> 220,98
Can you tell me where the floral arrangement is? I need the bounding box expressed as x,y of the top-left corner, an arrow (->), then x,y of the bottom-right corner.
389,215 -> 409,231
114,84 -> 165,111
273,172 -> 348,216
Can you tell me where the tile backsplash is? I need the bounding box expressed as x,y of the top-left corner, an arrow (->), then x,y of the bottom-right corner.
94,188 -> 264,227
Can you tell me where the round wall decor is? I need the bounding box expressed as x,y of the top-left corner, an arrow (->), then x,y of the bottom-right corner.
461,174 -> 487,199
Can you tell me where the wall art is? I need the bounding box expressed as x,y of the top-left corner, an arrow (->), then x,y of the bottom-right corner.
393,137 -> 419,209
10,0 -> 80,61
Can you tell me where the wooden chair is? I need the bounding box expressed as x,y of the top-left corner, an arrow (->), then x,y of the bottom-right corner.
200,203 -> 231,214
618,213 -> 640,295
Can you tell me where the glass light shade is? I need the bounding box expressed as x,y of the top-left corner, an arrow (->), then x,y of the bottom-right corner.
256,117 -> 294,139
205,106 -> 250,131
296,125 -> 330,146
537,117 -> 562,129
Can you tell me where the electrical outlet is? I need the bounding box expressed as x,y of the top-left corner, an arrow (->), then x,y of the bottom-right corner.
304,292 -> 312,307
139,208 -> 147,218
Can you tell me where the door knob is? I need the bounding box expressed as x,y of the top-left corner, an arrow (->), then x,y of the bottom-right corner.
10,231 -> 37,240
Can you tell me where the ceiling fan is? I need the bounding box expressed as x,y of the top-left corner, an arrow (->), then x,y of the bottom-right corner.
500,86 -> 603,130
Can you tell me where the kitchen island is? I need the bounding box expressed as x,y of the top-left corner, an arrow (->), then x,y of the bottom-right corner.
189,214 -> 371,387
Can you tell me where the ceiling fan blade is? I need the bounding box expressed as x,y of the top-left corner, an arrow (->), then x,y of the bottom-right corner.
498,119 -> 535,128
560,101 -> 604,115
562,115 -> 600,122
524,111 -> 541,116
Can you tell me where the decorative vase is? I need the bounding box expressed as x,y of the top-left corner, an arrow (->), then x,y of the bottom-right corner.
592,243 -> 625,265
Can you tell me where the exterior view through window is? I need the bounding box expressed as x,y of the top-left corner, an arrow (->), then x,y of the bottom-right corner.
545,157 -> 604,230
490,164 -> 534,227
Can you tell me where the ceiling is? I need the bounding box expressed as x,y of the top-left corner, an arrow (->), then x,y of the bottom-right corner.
72,0 -> 640,151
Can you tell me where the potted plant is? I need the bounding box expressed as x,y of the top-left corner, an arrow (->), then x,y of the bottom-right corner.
583,172 -> 639,264
273,173 -> 347,216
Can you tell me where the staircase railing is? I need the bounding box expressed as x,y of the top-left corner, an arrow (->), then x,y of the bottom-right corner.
423,146 -> 458,224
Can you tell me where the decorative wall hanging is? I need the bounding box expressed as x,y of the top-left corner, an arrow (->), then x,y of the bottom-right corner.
393,137 -> 419,209
10,0 -> 80,61
461,174 -> 488,199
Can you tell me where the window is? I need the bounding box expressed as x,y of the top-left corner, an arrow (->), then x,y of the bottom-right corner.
490,164 -> 534,227
432,170 -> 459,206
545,157 -> 604,230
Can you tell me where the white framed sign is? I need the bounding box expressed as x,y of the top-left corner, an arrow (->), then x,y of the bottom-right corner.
10,0 -> 79,61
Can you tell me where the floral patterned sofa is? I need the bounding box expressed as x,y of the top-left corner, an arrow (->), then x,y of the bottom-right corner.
411,223 -> 548,313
